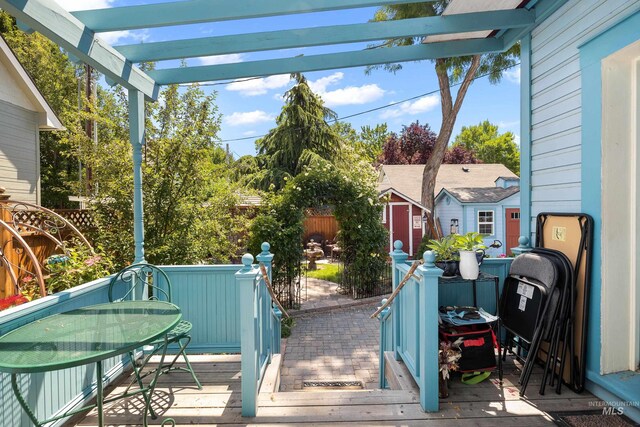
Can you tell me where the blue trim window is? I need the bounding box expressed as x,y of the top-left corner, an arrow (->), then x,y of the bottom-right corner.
477,210 -> 494,235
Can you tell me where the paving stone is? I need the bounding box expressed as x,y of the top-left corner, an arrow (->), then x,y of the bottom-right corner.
279,302 -> 380,391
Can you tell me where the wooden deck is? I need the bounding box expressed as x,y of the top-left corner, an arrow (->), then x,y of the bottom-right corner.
74,354 -> 600,426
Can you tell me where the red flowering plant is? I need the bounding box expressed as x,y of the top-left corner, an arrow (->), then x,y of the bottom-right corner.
0,294 -> 28,311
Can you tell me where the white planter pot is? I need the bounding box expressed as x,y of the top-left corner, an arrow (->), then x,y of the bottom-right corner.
459,250 -> 480,280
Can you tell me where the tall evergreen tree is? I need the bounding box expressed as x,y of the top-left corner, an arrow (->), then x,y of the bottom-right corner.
369,2 -> 519,210
255,73 -> 341,190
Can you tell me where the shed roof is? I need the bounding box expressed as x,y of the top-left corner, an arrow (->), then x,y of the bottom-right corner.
438,186 -> 520,204
378,163 -> 518,202
0,36 -> 63,130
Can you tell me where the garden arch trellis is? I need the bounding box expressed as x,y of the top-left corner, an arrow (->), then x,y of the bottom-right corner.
0,0 -> 564,262
251,159 -> 388,307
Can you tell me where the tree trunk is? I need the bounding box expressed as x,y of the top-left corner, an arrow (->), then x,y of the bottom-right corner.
421,55 -> 482,213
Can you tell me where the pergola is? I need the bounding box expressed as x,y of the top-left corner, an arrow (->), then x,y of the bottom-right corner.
0,0 -> 566,263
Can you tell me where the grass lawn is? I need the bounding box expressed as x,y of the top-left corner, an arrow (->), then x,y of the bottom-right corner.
305,263 -> 341,283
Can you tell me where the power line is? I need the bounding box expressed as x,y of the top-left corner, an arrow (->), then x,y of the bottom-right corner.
218,62 -> 521,144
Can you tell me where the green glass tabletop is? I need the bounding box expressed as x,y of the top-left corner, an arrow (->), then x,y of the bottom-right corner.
0,301 -> 181,373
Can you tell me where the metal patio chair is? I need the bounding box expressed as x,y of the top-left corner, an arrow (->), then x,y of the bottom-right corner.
108,263 -> 202,403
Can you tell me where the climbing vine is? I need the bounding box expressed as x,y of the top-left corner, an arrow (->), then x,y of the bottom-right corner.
249,157 -> 388,306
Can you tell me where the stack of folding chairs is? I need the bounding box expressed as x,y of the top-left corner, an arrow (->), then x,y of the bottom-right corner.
500,213 -> 593,395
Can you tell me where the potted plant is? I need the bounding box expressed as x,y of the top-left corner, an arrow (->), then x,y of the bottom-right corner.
426,235 -> 459,277
455,232 -> 487,280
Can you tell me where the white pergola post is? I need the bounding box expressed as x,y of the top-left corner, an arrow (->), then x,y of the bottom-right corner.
129,89 -> 146,263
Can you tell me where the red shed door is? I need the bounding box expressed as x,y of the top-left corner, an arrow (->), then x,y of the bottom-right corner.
505,208 -> 520,253
391,204 -> 410,253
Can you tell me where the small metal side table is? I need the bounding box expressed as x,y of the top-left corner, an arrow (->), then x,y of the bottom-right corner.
438,272 -> 502,382
0,300 -> 181,427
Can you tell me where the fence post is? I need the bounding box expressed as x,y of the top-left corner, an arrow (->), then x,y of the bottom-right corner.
237,253 -> 259,417
417,250 -> 443,412
389,240 -> 408,360
256,242 -> 278,357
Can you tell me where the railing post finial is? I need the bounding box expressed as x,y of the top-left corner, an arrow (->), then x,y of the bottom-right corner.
240,253 -> 254,272
511,235 -> 533,256
423,250 -> 436,268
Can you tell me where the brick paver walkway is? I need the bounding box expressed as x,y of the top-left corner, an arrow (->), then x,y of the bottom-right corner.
279,302 -> 381,391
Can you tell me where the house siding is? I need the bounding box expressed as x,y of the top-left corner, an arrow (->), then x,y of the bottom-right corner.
0,100 -> 40,204
434,195 -> 463,237
529,0 -> 640,233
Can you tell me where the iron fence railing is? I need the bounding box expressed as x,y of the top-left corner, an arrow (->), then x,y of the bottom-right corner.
338,259 -> 392,299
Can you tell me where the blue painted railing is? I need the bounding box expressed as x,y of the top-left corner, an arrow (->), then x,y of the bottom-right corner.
378,241 -> 513,412
237,243 -> 281,417
0,242 -> 282,425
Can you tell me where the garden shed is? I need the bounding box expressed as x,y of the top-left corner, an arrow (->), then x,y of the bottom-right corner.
0,35 -> 62,204
378,164 -> 519,256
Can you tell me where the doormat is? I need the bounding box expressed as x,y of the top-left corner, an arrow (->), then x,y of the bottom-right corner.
303,380 -> 364,391
550,410 -> 636,426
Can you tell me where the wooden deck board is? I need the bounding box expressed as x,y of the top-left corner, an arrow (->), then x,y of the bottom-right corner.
74,355 -> 600,426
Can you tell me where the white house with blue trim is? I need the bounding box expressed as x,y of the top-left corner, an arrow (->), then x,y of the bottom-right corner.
520,0 -> 640,421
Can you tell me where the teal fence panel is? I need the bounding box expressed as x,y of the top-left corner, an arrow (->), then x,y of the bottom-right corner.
0,277 -> 126,427
162,265 -> 242,353
379,242 -> 441,412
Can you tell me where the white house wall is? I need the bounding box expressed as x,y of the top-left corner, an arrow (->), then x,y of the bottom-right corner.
0,100 -> 40,204
529,0 -> 640,232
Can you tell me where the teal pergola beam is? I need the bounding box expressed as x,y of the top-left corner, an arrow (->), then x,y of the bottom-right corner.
148,38 -> 504,84
116,9 -> 534,63
0,0 -> 158,100
72,0 -> 430,33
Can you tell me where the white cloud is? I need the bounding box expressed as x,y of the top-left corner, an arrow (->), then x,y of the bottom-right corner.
504,66 -> 520,84
225,110 -> 275,126
100,30 -> 149,45
379,95 -> 440,119
322,84 -> 385,107
198,54 -> 244,66
307,73 -> 386,107
55,0 -> 111,10
514,134 -> 521,146
308,72 -> 344,93
226,75 -> 291,96
243,130 -> 258,137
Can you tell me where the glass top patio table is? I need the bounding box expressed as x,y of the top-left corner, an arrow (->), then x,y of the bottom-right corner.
0,300 -> 181,427
0,300 -> 181,374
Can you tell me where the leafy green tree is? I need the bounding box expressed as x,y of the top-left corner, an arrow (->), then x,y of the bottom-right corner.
332,122 -> 390,164
370,3 -> 519,210
1,12 -> 86,207
80,84 -> 247,267
453,120 -> 520,174
255,73 -> 341,190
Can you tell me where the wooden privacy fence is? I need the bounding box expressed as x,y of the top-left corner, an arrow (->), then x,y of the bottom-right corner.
303,210 -> 338,244
0,204 -> 95,300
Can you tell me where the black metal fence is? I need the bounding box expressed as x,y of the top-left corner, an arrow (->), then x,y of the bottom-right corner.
272,262 -> 302,310
338,260 -> 392,299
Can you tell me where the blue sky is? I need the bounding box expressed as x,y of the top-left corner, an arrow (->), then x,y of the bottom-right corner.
58,0 -> 522,158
